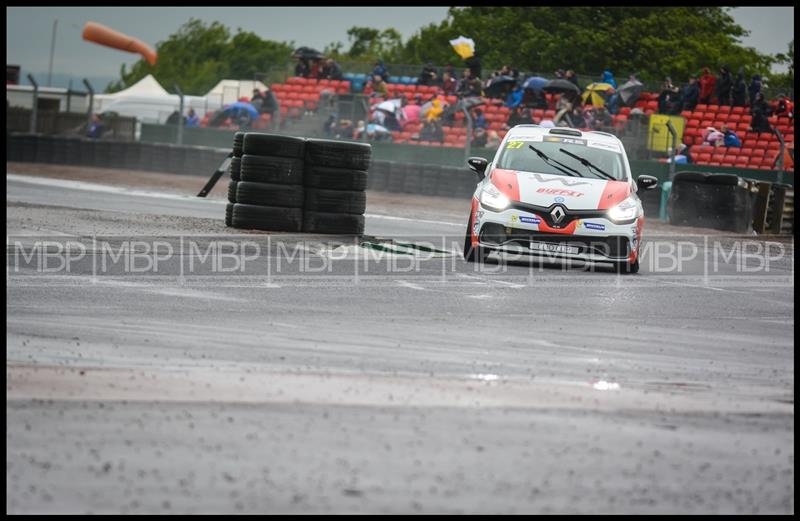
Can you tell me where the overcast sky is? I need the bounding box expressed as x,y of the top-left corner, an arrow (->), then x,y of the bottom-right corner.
6,6 -> 794,89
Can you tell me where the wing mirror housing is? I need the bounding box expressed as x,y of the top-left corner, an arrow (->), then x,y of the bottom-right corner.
637,175 -> 659,190
467,157 -> 489,180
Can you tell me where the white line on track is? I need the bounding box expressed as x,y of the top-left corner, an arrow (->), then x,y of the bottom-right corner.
7,173 -> 227,204
363,213 -> 463,227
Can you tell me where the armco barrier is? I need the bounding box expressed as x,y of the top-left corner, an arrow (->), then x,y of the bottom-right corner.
667,172 -> 756,233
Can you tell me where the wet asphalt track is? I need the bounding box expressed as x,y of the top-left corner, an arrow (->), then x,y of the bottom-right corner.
6,173 -> 794,514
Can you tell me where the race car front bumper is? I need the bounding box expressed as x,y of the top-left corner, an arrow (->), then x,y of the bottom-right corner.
472,203 -> 641,263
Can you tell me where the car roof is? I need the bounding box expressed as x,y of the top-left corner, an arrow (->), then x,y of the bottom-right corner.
506,125 -> 622,146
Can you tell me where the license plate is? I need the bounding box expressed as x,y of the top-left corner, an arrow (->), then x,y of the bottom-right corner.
529,242 -> 579,255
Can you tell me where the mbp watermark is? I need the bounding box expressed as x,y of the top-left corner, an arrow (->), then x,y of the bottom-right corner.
6,233 -> 794,287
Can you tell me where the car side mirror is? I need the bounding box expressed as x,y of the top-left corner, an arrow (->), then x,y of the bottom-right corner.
467,157 -> 489,180
637,175 -> 659,190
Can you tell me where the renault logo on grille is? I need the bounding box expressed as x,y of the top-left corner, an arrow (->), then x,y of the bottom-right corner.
550,205 -> 566,224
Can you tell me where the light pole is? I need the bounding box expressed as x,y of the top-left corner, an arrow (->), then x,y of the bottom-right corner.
47,19 -> 58,87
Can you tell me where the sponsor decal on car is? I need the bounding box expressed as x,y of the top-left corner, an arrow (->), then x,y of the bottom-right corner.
554,196 -> 565,203
583,222 -> 606,231
537,187 -> 584,197
520,216 -> 541,224
510,214 -> 518,223
529,174 -> 590,187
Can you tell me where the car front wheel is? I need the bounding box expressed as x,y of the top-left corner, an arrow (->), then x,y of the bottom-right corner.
463,216 -> 488,263
614,259 -> 640,274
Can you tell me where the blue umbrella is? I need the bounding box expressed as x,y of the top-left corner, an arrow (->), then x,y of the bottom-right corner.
224,101 -> 260,119
523,76 -> 548,92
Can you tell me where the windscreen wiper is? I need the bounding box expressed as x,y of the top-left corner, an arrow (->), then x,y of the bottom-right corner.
557,148 -> 615,180
528,145 -> 584,177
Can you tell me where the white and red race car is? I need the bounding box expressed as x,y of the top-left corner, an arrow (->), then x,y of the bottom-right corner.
464,125 -> 659,273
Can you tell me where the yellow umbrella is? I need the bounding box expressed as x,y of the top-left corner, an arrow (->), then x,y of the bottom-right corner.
581,82 -> 615,107
449,36 -> 475,60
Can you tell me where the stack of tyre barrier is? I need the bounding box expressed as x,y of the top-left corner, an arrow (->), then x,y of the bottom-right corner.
225,132 -> 244,227
302,138 -> 371,235
230,133 -> 306,232
667,172 -> 754,233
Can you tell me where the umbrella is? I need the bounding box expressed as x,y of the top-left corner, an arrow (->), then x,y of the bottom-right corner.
224,101 -> 259,119
375,99 -> 402,114
449,36 -> 475,60
619,78 -> 644,105
484,75 -> 517,99
542,79 -> 580,95
581,82 -> 615,107
522,76 -> 548,92
292,46 -> 325,60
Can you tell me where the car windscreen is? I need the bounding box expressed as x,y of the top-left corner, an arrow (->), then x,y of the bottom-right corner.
496,137 -> 627,181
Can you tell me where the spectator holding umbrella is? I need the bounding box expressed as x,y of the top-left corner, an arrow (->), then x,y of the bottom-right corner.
731,71 -> 747,107
699,67 -> 716,104
716,65 -> 732,105
565,70 -> 580,90
601,69 -> 617,89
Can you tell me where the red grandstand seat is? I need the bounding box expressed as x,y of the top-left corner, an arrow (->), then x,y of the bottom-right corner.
739,147 -> 753,157
701,120 -> 713,128
680,111 -> 692,119
735,156 -> 748,165
687,119 -> 701,128
731,106 -> 745,114
695,104 -> 708,112
620,107 -> 631,116
721,160 -> 735,167
697,153 -> 712,163
725,147 -> 739,156
711,153 -> 726,163
708,162 -> 721,166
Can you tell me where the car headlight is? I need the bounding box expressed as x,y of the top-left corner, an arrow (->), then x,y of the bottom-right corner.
606,195 -> 641,223
480,184 -> 511,211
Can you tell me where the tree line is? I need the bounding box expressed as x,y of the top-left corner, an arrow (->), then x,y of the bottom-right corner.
109,8 -> 793,95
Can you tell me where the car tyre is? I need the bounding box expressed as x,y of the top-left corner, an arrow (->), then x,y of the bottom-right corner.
242,132 -> 306,159
463,215 -> 488,263
305,138 -> 372,170
231,203 -> 303,232
614,259 -> 639,274
235,182 -> 304,207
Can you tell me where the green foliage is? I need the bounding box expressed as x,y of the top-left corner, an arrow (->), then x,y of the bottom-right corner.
392,7 -> 777,81
106,19 -> 293,95
768,40 -> 794,92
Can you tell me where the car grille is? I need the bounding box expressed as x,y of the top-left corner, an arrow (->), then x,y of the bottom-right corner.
480,223 -> 630,258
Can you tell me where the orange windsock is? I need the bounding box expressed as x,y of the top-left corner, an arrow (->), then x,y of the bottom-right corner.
82,21 -> 157,65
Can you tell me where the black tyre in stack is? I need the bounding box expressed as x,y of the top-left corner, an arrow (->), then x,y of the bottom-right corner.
225,132 -> 245,227
230,132 -> 306,232
302,139 -> 371,235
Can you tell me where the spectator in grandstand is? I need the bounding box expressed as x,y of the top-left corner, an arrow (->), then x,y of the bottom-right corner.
750,92 -> 773,133
369,74 -> 389,98
402,101 -> 422,129
472,127 -> 488,147
418,62 -> 438,86
773,94 -> 793,119
658,77 -> 681,114
441,71 -> 458,96
419,119 -> 445,143
554,69 -> 566,79
443,63 -> 456,79
567,106 -> 586,128
457,69 -> 482,98
716,65 -> 732,106
731,71 -> 747,107
590,106 -> 613,130
506,106 -> 534,127
487,130 -> 501,148
601,69 -> 617,89
699,67 -> 716,104
321,58 -> 343,81
261,87 -> 278,119
472,108 -> 488,130
185,108 -> 200,128
681,76 -> 700,112
748,74 -> 762,107
464,52 -> 482,80
666,144 -> 690,164
565,70 -> 580,90
702,126 -> 725,147
522,88 -> 549,110
86,113 -> 105,138
721,124 -> 742,147
372,60 -> 389,82
294,58 -> 309,78
504,85 -> 524,109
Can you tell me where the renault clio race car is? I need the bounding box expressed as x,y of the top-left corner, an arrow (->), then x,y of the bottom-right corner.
463,125 -> 659,273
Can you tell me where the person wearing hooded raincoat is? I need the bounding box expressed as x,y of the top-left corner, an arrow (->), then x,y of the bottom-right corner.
732,72 -> 747,107
748,75 -> 762,107
699,67 -> 716,104
504,86 -> 524,109
716,66 -> 732,106
750,93 -> 772,133
682,76 -> 700,111
601,70 -> 617,89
